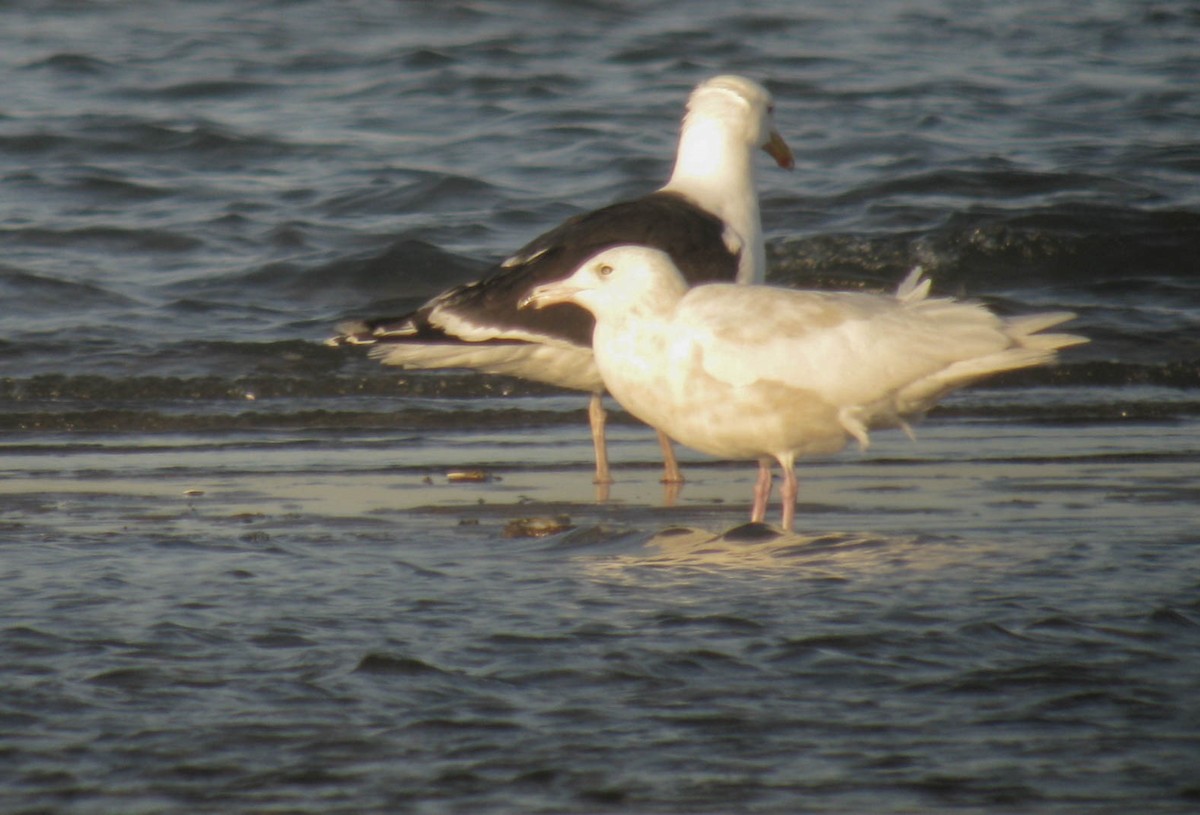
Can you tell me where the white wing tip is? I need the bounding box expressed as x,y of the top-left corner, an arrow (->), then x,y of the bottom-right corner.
1007,311 -> 1089,352
327,320 -> 374,346
895,266 -> 931,302
837,407 -> 872,450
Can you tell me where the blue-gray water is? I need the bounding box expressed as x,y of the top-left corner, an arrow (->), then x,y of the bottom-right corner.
2,1 -> 1199,813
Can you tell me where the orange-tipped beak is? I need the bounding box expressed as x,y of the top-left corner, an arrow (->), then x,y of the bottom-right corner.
763,129 -> 794,170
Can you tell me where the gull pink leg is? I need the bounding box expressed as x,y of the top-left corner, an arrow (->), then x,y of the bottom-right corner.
750,458 -> 773,522
657,430 -> 684,484
588,393 -> 613,485
778,455 -> 798,531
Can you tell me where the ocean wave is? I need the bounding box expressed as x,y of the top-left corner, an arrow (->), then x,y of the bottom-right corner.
180,238 -> 489,312
769,202 -> 1200,364
1,359 -> 1196,436
0,406 -> 582,435
772,204 -> 1200,283
1,225 -> 201,253
19,52 -> 116,75
133,79 -> 280,101
1,114 -> 316,164
0,371 -> 558,403
0,265 -> 137,312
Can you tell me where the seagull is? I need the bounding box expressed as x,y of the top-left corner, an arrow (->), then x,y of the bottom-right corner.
521,245 -> 1088,530
328,75 -> 793,485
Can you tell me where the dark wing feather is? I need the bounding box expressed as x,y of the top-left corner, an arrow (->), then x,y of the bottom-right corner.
334,191 -> 738,348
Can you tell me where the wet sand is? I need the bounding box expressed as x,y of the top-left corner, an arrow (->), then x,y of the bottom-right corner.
4,414 -> 1195,548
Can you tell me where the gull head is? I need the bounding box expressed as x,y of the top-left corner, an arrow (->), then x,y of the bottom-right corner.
686,75 -> 794,170
519,245 -> 690,318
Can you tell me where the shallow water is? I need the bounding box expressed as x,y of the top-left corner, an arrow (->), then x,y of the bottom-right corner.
2,0 -> 1199,812
4,410 -> 1199,813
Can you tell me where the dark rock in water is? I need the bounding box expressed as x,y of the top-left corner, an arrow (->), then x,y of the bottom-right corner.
720,522 -> 782,542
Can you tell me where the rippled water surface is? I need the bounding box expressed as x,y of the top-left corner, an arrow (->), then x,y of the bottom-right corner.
2,1 -> 1199,812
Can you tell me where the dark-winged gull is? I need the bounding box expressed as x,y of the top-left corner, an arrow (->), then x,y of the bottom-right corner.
521,245 -> 1088,530
329,75 -> 793,484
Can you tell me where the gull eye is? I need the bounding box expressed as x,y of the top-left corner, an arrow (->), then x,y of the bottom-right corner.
596,263 -> 613,277
767,104 -> 775,115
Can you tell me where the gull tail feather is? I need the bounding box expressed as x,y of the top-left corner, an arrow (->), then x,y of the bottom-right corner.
895,309 -> 1088,415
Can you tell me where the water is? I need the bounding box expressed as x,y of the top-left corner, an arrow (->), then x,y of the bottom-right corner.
2,1 -> 1199,812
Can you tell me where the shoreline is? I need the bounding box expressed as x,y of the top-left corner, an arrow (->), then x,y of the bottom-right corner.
2,416 -> 1195,547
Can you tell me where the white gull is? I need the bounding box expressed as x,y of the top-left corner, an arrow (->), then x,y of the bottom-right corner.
328,75 -> 793,484
521,245 -> 1088,530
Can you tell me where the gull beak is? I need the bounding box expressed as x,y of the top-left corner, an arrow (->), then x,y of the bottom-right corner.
762,129 -> 794,170
519,281 -> 579,310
